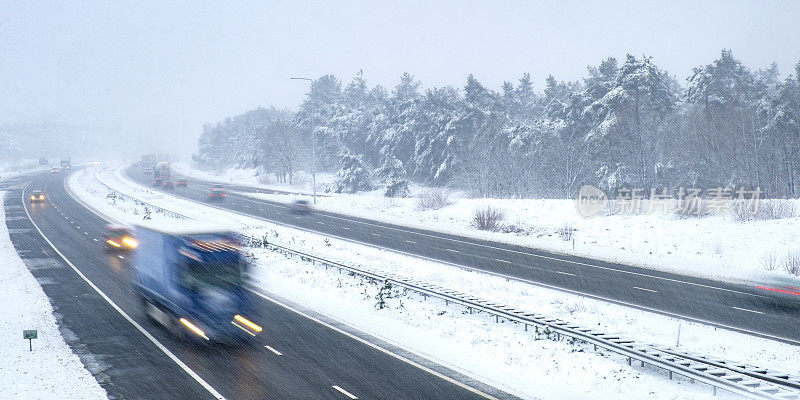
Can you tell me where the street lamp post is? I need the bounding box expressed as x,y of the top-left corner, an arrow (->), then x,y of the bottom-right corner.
290,77 -> 317,205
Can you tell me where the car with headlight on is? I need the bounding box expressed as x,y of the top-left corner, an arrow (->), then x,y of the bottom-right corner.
104,224 -> 137,251
30,190 -> 45,203
50,167 -> 61,174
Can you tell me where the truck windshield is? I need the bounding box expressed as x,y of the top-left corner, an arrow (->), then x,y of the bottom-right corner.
180,257 -> 242,290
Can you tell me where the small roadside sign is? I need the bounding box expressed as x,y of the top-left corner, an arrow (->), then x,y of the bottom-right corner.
23,330 -> 38,351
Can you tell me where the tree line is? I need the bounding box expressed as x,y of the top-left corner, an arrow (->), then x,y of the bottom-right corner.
194,50 -> 800,198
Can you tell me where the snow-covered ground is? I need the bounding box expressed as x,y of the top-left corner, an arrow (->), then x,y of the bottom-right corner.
0,191 -> 107,399
68,164 -> 800,399
171,162 -> 800,285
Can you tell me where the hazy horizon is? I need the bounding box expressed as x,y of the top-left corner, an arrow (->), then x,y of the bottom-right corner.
2,1 -> 799,158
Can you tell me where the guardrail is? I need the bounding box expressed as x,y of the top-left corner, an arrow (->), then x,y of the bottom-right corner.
89,165 -> 800,400
93,168 -> 187,220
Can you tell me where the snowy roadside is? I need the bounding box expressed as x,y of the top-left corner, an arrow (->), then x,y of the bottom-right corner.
0,191 -> 107,399
73,164 -> 800,399
170,162 -> 800,285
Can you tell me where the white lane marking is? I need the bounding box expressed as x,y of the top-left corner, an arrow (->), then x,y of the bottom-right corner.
264,346 -> 283,356
446,248 -> 459,253
118,255 -> 124,259
332,385 -> 358,399
93,238 -> 98,241
294,216 -> 301,220
732,306 -> 764,315
342,226 -> 350,230
317,221 -> 325,225
248,289 -> 498,399
259,208 -> 264,211
405,240 -> 416,244
553,270 -> 576,277
633,286 -> 658,293
77,226 -> 81,229
495,259 -> 511,264
21,184 -> 227,400
84,232 -> 88,235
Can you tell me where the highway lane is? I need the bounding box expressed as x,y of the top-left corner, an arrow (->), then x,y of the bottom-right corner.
130,166 -> 800,343
15,171 -> 511,400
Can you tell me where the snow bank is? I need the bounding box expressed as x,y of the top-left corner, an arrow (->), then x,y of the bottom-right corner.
0,191 -> 107,399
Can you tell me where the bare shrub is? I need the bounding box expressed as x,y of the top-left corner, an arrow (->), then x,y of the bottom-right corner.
416,189 -> 450,210
732,202 -> 755,222
734,199 -> 796,221
605,199 -> 619,216
757,199 -> 795,220
761,251 -> 778,271
557,223 -> 575,241
784,251 -> 800,276
473,205 -> 505,231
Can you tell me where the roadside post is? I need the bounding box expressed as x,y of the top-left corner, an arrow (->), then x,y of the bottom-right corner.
23,330 -> 37,351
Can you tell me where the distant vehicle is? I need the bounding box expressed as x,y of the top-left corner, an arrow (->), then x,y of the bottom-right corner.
177,178 -> 188,187
152,177 -> 163,187
89,161 -> 101,165
153,161 -> 171,181
291,199 -> 312,214
60,159 -> 71,169
104,224 -> 137,251
144,167 -> 153,175
163,179 -> 175,189
50,167 -> 61,174
132,222 -> 261,343
753,274 -> 800,301
30,190 -> 45,203
208,184 -> 226,201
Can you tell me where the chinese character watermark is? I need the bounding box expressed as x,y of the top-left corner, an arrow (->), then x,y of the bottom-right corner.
575,185 -> 762,218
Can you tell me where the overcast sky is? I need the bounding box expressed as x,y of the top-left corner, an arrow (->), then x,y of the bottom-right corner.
2,1 -> 799,155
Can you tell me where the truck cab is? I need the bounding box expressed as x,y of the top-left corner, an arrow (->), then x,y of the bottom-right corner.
133,222 -> 261,343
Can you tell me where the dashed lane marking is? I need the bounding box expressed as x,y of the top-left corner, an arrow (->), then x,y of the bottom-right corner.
732,306 -> 764,315
264,346 -> 283,356
332,385 -> 358,399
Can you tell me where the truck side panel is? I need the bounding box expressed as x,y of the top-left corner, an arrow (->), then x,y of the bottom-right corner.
134,228 -> 168,299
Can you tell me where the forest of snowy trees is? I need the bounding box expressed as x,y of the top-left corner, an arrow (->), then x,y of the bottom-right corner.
194,50 -> 800,199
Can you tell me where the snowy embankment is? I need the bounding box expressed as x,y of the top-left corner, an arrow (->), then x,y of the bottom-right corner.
0,191 -> 107,399
72,165 -> 799,399
171,162 -> 800,285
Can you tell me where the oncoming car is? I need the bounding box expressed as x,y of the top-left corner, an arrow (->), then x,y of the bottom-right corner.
50,167 -> 61,174
104,224 -> 137,251
30,190 -> 45,203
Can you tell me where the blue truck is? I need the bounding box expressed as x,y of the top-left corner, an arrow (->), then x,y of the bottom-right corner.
132,221 -> 262,343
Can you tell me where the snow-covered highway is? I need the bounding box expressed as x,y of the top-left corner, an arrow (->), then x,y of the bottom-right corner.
124,165 -> 800,345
